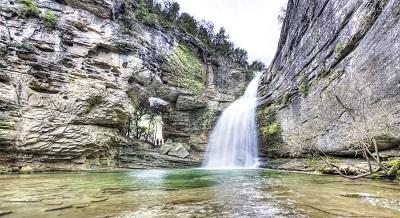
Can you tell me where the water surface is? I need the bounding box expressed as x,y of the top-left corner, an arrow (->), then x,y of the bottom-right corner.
0,169 -> 399,217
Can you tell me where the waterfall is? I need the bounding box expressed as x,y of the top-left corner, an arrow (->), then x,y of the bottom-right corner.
203,73 -> 262,169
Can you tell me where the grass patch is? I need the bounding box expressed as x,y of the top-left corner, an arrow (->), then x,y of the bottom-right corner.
8,42 -> 34,52
43,9 -> 57,27
18,0 -> 40,18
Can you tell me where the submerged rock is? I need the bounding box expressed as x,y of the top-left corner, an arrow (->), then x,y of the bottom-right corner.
339,193 -> 380,198
44,205 -> 73,211
0,210 -> 13,216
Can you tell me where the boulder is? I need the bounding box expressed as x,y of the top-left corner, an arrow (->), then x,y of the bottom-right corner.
176,95 -> 205,110
160,145 -> 174,155
168,143 -> 189,158
20,166 -> 33,174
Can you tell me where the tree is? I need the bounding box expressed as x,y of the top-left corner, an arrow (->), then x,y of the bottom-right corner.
130,97 -> 162,141
234,47 -> 248,67
214,27 -> 234,56
278,3 -> 287,24
249,59 -> 266,72
197,20 -> 214,48
177,12 -> 198,35
136,0 -> 158,27
163,1 -> 180,23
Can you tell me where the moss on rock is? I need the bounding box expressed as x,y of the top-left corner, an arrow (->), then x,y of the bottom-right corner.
171,44 -> 206,96
371,172 -> 386,179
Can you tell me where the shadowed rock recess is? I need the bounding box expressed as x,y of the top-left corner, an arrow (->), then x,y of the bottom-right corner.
258,0 -> 399,168
0,0 -> 247,170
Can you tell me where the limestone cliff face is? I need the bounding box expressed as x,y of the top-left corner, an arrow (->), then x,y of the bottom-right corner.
0,0 -> 246,168
258,0 -> 400,157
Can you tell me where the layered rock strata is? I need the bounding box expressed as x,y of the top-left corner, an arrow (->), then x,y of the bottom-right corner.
258,0 -> 399,160
0,0 -> 246,169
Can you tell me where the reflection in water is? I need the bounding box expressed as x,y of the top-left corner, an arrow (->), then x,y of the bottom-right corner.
0,169 -> 399,217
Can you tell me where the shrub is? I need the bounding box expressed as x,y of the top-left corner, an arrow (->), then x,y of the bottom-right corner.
112,40 -> 137,52
18,0 -> 40,18
135,0 -> 158,27
8,42 -> 34,52
43,9 -> 57,27
261,121 -> 280,137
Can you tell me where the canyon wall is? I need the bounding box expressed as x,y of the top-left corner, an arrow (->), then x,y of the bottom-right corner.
258,0 -> 399,160
0,0 -> 246,170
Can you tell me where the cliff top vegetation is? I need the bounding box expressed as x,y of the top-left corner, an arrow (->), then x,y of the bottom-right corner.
113,0 -> 266,72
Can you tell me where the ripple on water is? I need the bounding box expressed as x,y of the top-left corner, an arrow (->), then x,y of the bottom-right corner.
0,169 -> 399,218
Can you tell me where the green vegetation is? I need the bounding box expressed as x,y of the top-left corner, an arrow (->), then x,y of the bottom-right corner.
19,166 -> 33,174
136,0 -> 158,27
113,0 -> 265,71
43,9 -> 57,27
171,44 -> 206,95
281,91 -> 290,105
17,1 -> 58,28
370,172 -> 386,179
8,42 -> 34,52
177,13 -> 198,35
299,73 -> 309,95
191,107 -> 217,128
386,159 -> 400,173
112,39 -> 137,52
261,121 -> 279,137
334,42 -> 346,56
18,0 -> 40,18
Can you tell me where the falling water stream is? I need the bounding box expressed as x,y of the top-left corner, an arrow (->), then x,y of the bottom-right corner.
203,73 -> 262,168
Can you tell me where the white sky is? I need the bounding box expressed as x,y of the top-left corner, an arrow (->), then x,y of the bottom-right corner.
173,0 -> 287,66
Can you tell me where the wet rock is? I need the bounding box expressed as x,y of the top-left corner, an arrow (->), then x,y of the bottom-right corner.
91,198 -> 108,202
168,143 -> 190,158
0,210 -> 13,216
43,201 -> 64,205
378,149 -> 400,159
102,187 -> 126,194
75,204 -> 89,208
44,205 -> 73,211
339,193 -> 380,198
6,197 -> 42,202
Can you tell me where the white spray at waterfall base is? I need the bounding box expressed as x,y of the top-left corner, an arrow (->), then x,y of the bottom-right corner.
203,73 -> 262,169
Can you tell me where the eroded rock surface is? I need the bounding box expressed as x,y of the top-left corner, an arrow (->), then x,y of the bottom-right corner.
258,0 -> 400,157
0,0 -> 246,169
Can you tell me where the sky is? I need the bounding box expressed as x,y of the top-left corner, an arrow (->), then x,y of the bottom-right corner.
173,0 -> 287,66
